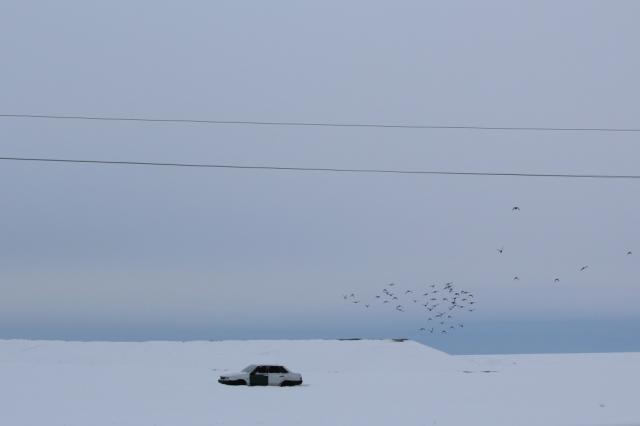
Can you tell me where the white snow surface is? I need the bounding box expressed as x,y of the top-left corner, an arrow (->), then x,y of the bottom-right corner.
1,339 -> 638,426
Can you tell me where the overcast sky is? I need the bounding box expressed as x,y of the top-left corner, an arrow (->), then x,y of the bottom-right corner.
1,0 -> 639,352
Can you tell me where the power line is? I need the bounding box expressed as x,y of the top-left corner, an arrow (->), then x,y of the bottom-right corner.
1,113 -> 639,133
1,156 -> 639,180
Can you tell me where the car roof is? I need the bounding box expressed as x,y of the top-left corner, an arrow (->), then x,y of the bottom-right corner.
245,364 -> 287,369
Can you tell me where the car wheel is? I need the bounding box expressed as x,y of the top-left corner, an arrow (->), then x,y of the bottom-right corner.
280,381 -> 290,387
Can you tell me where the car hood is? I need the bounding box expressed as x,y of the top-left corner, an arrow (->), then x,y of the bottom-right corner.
219,372 -> 246,379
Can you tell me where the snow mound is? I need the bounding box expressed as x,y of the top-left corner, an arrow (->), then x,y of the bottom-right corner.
1,339 -> 638,425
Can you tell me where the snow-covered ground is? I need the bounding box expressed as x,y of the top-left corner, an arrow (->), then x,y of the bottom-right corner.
1,339 -> 638,425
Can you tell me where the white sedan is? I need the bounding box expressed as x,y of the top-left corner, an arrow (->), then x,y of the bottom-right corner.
218,364 -> 303,386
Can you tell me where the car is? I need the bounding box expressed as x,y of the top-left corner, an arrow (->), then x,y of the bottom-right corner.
218,364 -> 303,387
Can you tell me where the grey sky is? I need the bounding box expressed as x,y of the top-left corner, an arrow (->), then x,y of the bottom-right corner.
1,1 -> 639,352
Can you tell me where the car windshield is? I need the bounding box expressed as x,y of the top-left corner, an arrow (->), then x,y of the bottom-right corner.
242,365 -> 256,373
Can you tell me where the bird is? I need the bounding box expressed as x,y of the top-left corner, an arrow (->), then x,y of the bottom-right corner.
343,295 -> 348,300
497,247 -> 504,254
513,276 -> 520,281
352,301 -> 359,304
350,293 -> 355,297
512,206 -> 520,211
626,251 -> 632,255
405,290 -> 412,294
554,278 -> 560,283
389,283 -> 395,286
383,300 -> 389,304
365,304 -> 370,308
375,295 -> 381,298
419,327 -> 426,331
579,265 -> 589,272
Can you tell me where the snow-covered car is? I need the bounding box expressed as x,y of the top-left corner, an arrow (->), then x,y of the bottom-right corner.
218,364 -> 303,386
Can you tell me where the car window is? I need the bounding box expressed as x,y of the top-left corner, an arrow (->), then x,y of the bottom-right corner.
255,366 -> 268,374
269,366 -> 284,373
279,366 -> 288,373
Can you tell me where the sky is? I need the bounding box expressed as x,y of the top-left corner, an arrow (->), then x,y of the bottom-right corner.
1,0 -> 639,353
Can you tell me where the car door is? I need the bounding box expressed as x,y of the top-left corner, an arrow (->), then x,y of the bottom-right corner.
267,366 -> 286,386
249,366 -> 269,386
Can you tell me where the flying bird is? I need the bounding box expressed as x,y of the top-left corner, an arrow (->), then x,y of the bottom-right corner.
513,276 -> 519,281
497,247 -> 504,254
627,251 -> 632,255
579,265 -> 589,271
554,278 -> 560,283
512,206 -> 520,211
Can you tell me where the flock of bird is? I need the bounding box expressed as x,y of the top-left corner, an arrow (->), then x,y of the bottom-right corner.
342,281 -> 476,335
504,206 -> 632,284
341,206 -> 634,336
